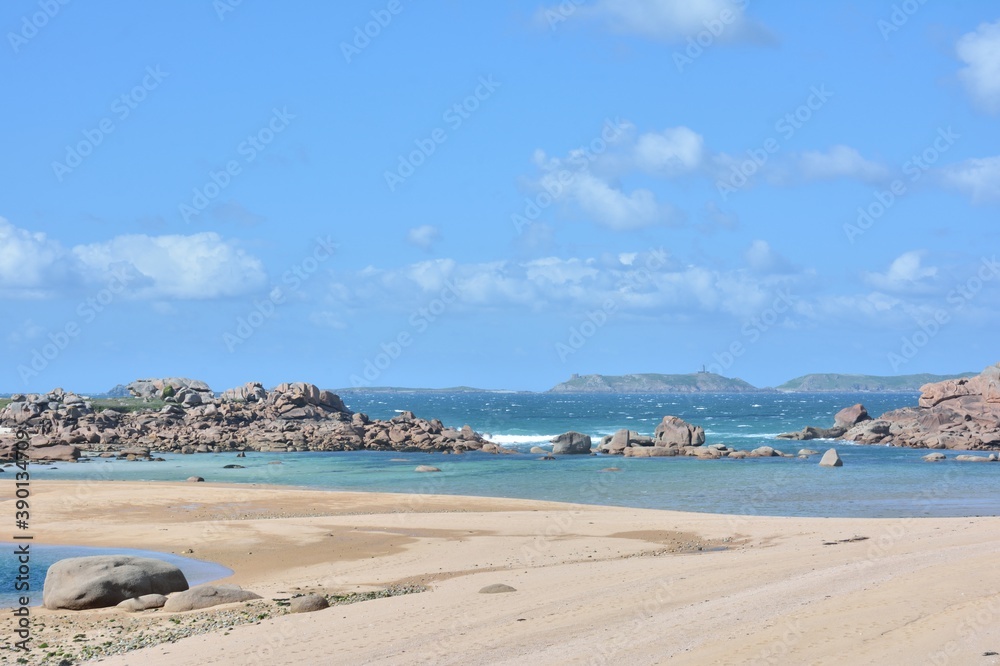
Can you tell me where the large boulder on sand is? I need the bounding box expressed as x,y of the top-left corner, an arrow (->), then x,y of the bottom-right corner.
551,431 -> 592,454
290,594 -> 329,613
163,584 -> 261,612
43,556 -> 189,610
654,416 -> 705,448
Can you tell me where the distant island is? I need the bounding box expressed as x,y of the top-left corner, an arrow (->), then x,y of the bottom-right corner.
776,372 -> 978,393
548,372 -> 759,393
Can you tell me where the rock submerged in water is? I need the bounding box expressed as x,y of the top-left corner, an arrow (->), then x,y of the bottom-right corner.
922,452 -> 946,462
415,465 -> 441,473
43,556 -> 189,610
818,449 -> 843,467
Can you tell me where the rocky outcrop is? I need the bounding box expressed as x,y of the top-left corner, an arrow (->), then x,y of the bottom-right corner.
43,556 -> 189,610
0,381 -> 494,459
776,426 -> 845,441
551,431 -> 592,454
834,404 -> 871,429
128,378 -> 214,400
842,363 -> 1000,450
597,429 -> 653,454
654,416 -> 705,448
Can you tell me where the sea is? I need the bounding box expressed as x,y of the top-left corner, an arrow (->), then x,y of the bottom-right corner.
5,391 -> 998,607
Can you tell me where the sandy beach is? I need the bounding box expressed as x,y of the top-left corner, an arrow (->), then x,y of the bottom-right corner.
2,479 -> 1000,665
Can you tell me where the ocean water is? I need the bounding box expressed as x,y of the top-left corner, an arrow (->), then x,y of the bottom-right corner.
16,392 -> 1000,519
0,544 -> 232,608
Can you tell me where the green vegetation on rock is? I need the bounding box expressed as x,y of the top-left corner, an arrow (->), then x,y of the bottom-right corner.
548,372 -> 759,393
776,372 -> 977,392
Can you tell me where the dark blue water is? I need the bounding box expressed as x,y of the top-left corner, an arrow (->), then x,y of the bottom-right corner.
0,544 -> 232,608
20,392 -> 1000,519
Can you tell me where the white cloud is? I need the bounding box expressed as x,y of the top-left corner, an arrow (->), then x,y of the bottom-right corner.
633,127 -> 705,175
325,251 -> 802,320
554,0 -> 772,44
0,218 -> 266,300
406,225 -> 441,251
568,172 -> 672,230
0,218 -> 75,296
743,240 -> 793,275
957,19 -> 1000,113
527,125 -> 695,230
864,251 -> 938,293
796,145 -> 890,183
72,232 -> 267,299
939,156 -> 1000,203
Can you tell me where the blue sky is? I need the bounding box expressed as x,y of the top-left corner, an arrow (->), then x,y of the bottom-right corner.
2,1 -> 999,393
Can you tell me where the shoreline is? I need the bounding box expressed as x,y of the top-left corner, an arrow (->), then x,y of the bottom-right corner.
3,480 -> 1000,664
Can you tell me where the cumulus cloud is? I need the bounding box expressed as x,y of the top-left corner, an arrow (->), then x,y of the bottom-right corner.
0,218 -> 75,296
525,124 -> 696,230
633,127 -> 705,176
939,156 -> 1000,203
406,225 -> 442,251
543,0 -> 773,44
864,251 -> 938,293
325,250 -> 802,320
957,19 -> 1000,113
0,218 -> 266,300
796,145 -> 890,183
743,240 -> 794,275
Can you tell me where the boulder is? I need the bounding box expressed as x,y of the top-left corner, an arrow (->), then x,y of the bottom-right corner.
116,594 -> 168,612
163,585 -> 261,612
654,416 -> 705,448
479,584 -> 517,594
749,446 -> 780,457
551,431 -> 592,455
922,452 -> 946,462
819,449 -> 843,467
834,404 -> 871,429
187,476 -> 205,482
290,594 -> 329,613
415,465 -> 441,473
43,556 -> 189,610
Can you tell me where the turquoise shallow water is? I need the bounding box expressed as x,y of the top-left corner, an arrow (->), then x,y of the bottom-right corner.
18,392 -> 1000,519
0,544 -> 232,608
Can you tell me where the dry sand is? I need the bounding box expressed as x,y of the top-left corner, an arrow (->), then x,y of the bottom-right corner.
2,479 -> 1000,665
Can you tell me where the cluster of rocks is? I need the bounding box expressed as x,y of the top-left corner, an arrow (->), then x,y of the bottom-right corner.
42,555 -> 262,612
0,380 -> 494,461
543,416 -> 841,464
778,363 -> 1000,452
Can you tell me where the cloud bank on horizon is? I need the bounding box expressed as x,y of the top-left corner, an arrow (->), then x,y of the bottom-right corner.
1,1 -> 998,392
